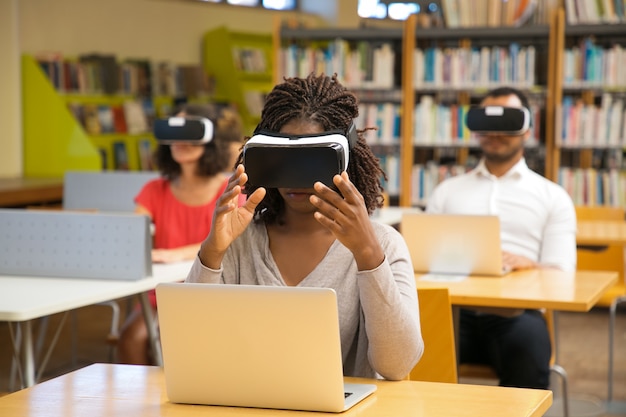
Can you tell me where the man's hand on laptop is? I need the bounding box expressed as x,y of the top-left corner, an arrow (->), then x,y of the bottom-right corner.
502,252 -> 537,271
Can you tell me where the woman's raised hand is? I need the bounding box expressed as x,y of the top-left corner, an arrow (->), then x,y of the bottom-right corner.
309,171 -> 385,271
199,165 -> 266,269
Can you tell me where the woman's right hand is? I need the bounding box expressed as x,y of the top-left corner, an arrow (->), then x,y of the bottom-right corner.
199,165 -> 266,269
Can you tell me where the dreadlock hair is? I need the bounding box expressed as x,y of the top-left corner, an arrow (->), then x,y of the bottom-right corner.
155,103 -> 243,180
243,73 -> 387,225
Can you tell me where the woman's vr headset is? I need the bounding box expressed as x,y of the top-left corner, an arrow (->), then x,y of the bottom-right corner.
153,116 -> 213,144
243,123 -> 357,188
465,106 -> 531,135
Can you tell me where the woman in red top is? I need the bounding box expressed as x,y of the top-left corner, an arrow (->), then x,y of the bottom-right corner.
117,103 -> 244,365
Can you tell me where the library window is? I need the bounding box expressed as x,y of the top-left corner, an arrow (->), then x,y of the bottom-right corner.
358,0 -> 439,20
196,0 -> 297,10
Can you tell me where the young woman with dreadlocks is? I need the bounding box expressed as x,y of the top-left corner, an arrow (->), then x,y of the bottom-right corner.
186,73 -> 423,380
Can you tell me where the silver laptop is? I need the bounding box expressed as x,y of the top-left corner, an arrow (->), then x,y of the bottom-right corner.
155,283 -> 377,412
401,213 -> 509,277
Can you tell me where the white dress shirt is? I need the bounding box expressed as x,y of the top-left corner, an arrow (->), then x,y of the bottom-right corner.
426,158 -> 577,271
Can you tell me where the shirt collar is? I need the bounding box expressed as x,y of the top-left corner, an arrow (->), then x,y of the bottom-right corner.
473,158 -> 529,180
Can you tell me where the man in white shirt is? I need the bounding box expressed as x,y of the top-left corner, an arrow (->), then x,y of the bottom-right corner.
426,87 -> 577,389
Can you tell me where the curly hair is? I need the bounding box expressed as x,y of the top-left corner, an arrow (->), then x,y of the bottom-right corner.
155,103 -> 243,179
243,73 -> 386,225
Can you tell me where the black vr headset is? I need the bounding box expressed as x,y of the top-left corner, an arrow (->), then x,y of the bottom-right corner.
465,106 -> 531,135
153,116 -> 213,144
243,123 -> 358,189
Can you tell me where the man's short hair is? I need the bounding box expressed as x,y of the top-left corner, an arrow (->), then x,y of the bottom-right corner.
482,86 -> 531,110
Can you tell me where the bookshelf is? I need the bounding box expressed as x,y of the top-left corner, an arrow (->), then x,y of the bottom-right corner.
203,27 -> 275,136
277,23 -> 406,203
553,20 -> 626,207
22,54 -> 101,177
408,20 -> 552,206
275,13 -> 556,207
22,52 -> 219,176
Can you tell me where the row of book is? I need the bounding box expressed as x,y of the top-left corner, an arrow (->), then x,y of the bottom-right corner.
67,98 -> 170,136
378,154 -> 401,198
565,0 -> 626,24
410,162 -> 469,206
440,0 -> 558,28
280,41 -> 396,89
36,53 -> 209,97
412,96 -> 542,145
558,167 -> 626,207
97,139 -> 155,171
231,46 -> 269,73
414,44 -> 537,89
558,94 -> 626,148
563,40 -> 626,87
408,159 -> 626,208
357,99 -> 544,147
356,103 -> 402,145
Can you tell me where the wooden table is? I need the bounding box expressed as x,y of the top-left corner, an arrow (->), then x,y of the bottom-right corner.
415,269 -> 617,311
0,177 -> 63,207
0,363 -> 553,417
415,269 -> 618,417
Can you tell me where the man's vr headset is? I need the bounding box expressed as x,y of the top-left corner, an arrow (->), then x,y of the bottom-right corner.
465,106 -> 531,135
243,123 -> 358,189
153,116 -> 213,144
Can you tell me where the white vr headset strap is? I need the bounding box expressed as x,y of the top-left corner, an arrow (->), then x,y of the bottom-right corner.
245,134 -> 350,172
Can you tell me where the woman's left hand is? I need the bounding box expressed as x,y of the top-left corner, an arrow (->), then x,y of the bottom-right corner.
310,171 -> 385,271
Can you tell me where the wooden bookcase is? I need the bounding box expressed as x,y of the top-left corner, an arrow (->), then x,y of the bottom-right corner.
203,27 -> 275,136
553,18 -> 626,207
274,13 -> 558,207
277,22 -> 405,204
407,17 -> 553,207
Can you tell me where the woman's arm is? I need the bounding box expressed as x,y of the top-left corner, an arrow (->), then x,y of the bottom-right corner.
357,225 -> 423,381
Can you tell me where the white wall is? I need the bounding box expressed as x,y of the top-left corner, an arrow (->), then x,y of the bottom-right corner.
18,0 -> 326,64
3,0 -> 363,177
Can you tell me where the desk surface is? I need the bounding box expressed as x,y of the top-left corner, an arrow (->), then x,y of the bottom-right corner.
372,206 -> 422,226
0,363 -> 553,417
0,261 -> 193,321
0,177 -> 64,207
415,269 -> 618,311
576,220 -> 626,246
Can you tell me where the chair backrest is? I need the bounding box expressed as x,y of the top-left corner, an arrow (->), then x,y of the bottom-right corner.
575,206 -> 624,221
575,205 -> 625,306
63,170 -> 160,212
409,287 -> 458,383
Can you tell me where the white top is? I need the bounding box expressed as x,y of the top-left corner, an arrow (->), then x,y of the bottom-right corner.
0,261 -> 193,322
426,158 -> 577,271
187,221 -> 423,381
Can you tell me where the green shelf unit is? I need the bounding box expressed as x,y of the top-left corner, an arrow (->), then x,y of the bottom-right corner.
22,54 -> 100,178
203,27 -> 274,135
22,55 -> 174,175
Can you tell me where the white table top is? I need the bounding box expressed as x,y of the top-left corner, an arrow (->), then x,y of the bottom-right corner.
372,206 -> 422,226
0,261 -> 194,322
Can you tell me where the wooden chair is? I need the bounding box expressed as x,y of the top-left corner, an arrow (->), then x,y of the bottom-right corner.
457,309 -> 569,417
575,205 -> 626,403
575,205 -> 625,307
408,287 -> 458,383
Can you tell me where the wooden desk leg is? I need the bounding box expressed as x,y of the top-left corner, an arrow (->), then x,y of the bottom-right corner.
138,292 -> 163,366
452,306 -> 461,365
